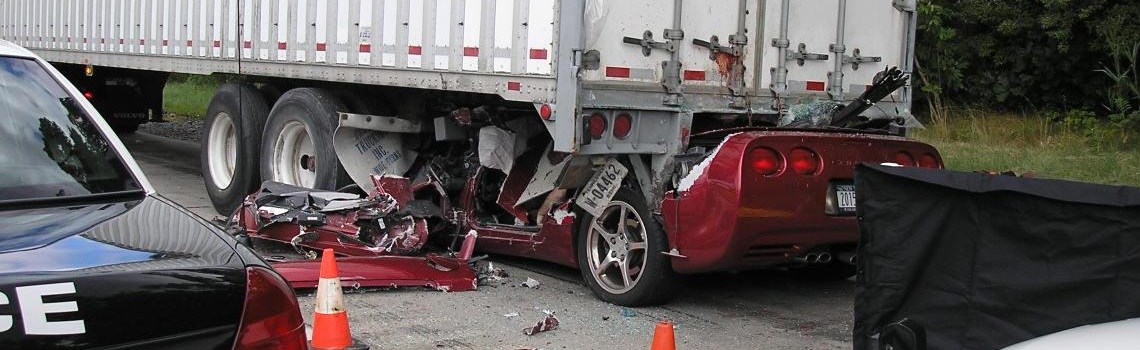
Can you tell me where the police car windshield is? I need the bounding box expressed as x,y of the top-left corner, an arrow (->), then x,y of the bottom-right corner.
0,56 -> 140,202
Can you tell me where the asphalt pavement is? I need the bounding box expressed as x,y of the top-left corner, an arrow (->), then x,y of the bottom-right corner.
120,132 -> 855,350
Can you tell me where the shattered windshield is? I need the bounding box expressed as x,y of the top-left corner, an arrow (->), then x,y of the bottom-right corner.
0,56 -> 139,201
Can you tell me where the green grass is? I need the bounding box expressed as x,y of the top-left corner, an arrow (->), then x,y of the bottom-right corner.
912,113 -> 1140,187
162,74 -> 220,119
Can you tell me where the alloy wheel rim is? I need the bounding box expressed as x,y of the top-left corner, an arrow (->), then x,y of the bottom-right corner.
586,201 -> 649,294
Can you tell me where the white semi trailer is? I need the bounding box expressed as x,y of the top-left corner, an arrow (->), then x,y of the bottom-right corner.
1,0 -> 933,306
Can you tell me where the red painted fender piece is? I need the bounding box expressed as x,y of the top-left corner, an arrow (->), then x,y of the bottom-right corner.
271,255 -> 477,292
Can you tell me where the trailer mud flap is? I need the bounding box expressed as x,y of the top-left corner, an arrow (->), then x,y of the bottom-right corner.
333,126 -> 418,191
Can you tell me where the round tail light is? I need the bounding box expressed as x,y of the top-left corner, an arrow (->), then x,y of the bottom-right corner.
894,152 -> 915,167
539,104 -> 552,120
588,113 -> 607,140
749,147 -> 784,176
918,153 -> 940,169
613,112 -> 633,139
789,148 -> 821,175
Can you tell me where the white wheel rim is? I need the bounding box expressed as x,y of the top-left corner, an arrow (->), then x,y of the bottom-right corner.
270,120 -> 317,188
206,112 -> 237,190
586,201 -> 649,294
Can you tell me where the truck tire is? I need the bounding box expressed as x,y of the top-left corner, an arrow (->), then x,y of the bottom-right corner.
260,88 -> 347,191
200,83 -> 269,216
577,188 -> 678,306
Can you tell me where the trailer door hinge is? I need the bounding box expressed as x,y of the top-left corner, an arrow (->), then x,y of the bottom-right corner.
786,43 -> 829,66
663,29 -> 685,40
843,49 -> 881,71
622,30 -> 674,57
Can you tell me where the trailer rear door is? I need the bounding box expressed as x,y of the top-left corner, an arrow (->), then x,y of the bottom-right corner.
759,0 -> 908,100
677,0 -> 759,92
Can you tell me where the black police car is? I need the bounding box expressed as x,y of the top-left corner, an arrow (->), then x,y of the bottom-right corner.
0,40 -> 307,349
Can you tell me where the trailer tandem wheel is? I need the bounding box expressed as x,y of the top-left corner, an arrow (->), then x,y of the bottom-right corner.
201,83 -> 269,216
260,88 -> 349,191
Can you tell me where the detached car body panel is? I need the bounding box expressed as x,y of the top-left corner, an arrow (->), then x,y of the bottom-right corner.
662,131 -> 940,273
0,40 -> 304,349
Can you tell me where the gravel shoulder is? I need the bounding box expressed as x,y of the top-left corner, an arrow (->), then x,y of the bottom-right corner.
138,118 -> 204,144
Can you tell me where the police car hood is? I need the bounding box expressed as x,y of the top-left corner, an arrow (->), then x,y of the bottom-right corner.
0,195 -> 247,349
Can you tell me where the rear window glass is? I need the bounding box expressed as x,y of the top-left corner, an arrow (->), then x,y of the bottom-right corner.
0,56 -> 139,201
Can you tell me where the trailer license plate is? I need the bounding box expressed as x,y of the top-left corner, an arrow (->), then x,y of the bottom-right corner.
835,184 -> 856,214
575,159 -> 629,218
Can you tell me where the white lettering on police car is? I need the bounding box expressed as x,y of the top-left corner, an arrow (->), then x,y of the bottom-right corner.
15,282 -> 85,335
0,291 -> 10,332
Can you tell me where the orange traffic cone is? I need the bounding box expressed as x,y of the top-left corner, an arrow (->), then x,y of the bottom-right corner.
310,249 -> 358,350
650,321 -> 676,350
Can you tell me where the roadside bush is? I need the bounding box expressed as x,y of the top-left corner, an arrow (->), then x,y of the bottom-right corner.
914,0 -> 1140,113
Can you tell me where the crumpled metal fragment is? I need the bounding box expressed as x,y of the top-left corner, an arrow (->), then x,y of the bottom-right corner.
476,261 -> 509,286
523,311 -> 559,336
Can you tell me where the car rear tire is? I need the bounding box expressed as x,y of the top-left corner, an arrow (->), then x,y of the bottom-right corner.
260,88 -> 347,191
577,188 -> 678,306
201,83 -> 269,216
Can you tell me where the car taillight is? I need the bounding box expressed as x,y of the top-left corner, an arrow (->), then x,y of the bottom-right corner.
613,112 -> 633,139
749,147 -> 783,176
82,91 -> 94,100
894,151 -> 915,167
918,153 -> 941,169
233,267 -> 307,350
588,113 -> 607,140
789,148 -> 821,175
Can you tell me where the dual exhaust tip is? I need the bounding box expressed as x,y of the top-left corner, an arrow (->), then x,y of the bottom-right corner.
794,252 -> 833,264
794,251 -> 857,265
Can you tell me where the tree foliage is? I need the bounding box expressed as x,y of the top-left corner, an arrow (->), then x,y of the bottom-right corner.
915,0 -> 1140,112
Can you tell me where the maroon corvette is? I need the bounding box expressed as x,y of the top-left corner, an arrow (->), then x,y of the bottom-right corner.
233,124 -> 940,307
471,130 -> 941,305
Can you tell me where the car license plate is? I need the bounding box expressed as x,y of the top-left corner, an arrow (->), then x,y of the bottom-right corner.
834,183 -> 856,214
574,159 -> 628,218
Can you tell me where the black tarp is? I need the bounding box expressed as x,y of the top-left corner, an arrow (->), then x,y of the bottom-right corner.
852,164 -> 1140,350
